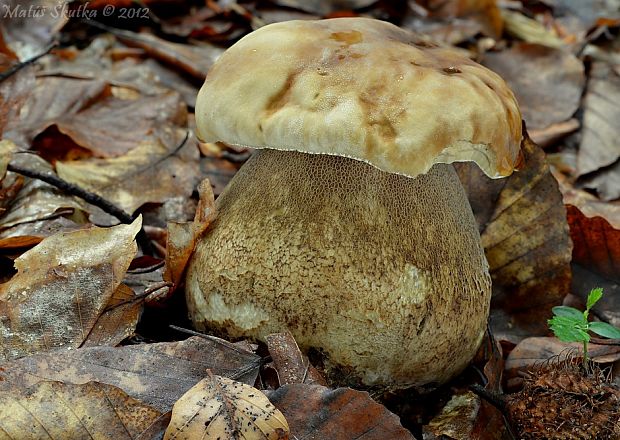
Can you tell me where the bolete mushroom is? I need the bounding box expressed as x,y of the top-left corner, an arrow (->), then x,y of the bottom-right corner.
187,18 -> 522,387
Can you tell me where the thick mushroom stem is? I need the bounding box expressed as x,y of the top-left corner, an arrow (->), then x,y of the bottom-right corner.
186,149 -> 491,387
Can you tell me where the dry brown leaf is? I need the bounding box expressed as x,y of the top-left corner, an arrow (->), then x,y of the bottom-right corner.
581,160 -> 620,201
109,27 -> 224,79
82,283 -> 142,347
505,336 -> 620,380
0,0 -> 66,61
54,91 -> 186,158
0,380 -> 161,440
268,384 -> 414,439
567,205 -> 620,281
456,135 -> 572,342
56,130 -> 199,216
164,178 -> 216,290
482,43 -> 585,131
0,140 -> 15,179
165,372 -> 289,440
0,217 -> 141,361
423,390 -> 509,440
267,0 -> 376,15
578,62 -> 620,176
3,76 -> 108,150
0,336 -> 261,411
0,65 -> 35,136
415,0 -> 503,37
265,331 -> 327,387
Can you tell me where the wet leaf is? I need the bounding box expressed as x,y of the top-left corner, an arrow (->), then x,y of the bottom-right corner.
56,130 -> 199,216
482,43 -> 585,131
0,217 -> 141,361
415,0 -> 503,37
164,372 -> 289,440
578,62 -> 620,176
268,384 -> 414,439
0,380 -> 161,439
456,135 -> 572,342
0,65 -> 35,136
0,336 -> 261,411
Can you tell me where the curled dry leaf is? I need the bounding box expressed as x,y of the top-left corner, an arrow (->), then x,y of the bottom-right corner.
110,27 -> 225,80
482,43 -> 585,131
456,135 -> 572,342
578,61 -> 620,175
56,130 -> 200,216
0,336 -> 261,411
165,372 -> 289,440
164,178 -> 216,290
268,384 -> 413,439
265,331 -> 327,387
0,217 -> 141,361
0,380 -> 161,440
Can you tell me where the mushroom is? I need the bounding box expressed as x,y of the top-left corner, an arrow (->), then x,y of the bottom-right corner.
187,18 -> 522,387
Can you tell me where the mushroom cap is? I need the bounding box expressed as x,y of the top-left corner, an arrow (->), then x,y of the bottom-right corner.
195,17 -> 522,178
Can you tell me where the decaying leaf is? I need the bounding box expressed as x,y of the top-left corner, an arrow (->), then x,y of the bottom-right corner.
56,131 -> 199,216
268,0 -> 376,16
0,336 -> 261,411
164,372 -> 289,440
0,380 -> 161,439
268,384 -> 414,439
578,62 -> 620,176
164,178 -> 216,290
0,217 -> 141,361
456,135 -> 572,342
482,43 -> 585,131
501,9 -> 565,48
82,283 -> 142,347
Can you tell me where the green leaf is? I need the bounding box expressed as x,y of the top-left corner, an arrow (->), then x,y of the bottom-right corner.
586,287 -> 604,310
589,321 -> 620,339
552,306 -> 584,321
549,316 -> 590,343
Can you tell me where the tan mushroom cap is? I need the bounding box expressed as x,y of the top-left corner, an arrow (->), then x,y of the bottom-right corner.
195,17 -> 522,178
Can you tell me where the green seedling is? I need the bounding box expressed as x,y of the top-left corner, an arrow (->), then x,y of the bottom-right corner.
548,287 -> 620,367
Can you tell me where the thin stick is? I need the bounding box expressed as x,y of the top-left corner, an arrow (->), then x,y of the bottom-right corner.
0,43 -> 56,83
7,163 -> 154,255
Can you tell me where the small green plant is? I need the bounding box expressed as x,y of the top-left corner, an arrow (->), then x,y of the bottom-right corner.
548,287 -> 620,367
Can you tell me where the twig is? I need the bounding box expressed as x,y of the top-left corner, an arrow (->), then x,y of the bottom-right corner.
7,162 -> 154,255
0,43 -> 57,83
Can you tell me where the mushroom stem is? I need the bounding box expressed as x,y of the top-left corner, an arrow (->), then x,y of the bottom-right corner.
186,149 -> 491,386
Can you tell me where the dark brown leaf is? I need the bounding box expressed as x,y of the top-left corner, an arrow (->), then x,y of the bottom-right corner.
268,384 -> 414,439
456,135 -> 572,343
265,331 -> 327,387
